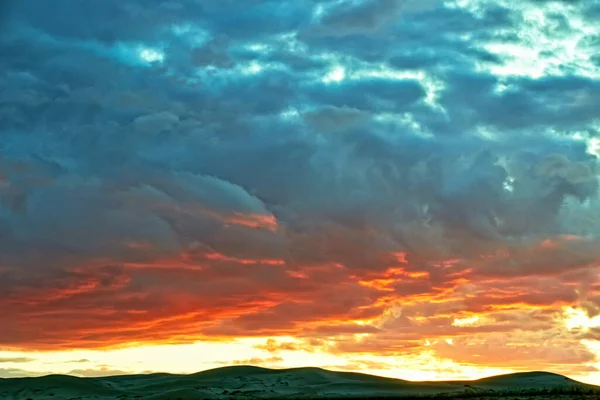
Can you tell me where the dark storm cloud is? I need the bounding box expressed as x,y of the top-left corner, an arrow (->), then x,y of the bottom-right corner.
301,106 -> 371,132
0,0 -> 599,375
302,3 -> 516,61
312,0 -> 409,36
438,73 -> 600,132
309,0 -> 448,37
305,77 -> 426,111
8,0 -> 315,43
8,0 -> 317,44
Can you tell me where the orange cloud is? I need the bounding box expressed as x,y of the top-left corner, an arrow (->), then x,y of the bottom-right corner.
205,252 -> 285,265
225,213 -> 279,232
1,232 -> 598,381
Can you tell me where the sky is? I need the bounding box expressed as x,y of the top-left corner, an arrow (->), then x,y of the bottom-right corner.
1,0 -> 600,385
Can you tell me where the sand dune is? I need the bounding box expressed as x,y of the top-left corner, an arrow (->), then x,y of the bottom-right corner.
0,366 -> 598,399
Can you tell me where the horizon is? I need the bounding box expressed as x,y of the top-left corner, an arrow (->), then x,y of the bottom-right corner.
0,364 -> 590,384
1,0 -> 600,387
3,365 -> 599,400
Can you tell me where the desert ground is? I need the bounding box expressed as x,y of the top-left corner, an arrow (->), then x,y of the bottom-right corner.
0,366 -> 598,400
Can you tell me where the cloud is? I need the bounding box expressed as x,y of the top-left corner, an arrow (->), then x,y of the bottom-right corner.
431,330 -> 598,372
302,106 -> 370,132
62,359 -> 92,364
67,367 -> 131,377
325,359 -> 395,372
0,0 -> 599,380
221,356 -> 284,366
0,357 -> 35,363
254,338 -> 329,354
0,368 -> 47,378
191,35 -> 234,68
133,111 -> 180,135
310,0 -> 443,37
311,0 -> 408,36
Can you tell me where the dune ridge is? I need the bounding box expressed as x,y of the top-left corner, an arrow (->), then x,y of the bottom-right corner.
0,366 -> 598,400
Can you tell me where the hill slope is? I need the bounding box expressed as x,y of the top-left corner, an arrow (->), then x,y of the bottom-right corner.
0,366 -> 597,399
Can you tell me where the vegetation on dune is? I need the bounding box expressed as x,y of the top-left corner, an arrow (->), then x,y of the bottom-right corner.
1,367 -> 599,400
308,385 -> 600,400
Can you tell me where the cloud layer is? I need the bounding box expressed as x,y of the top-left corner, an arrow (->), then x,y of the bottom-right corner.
1,0 -> 600,379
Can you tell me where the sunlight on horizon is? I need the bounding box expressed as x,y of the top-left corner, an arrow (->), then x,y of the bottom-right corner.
0,338 -> 522,382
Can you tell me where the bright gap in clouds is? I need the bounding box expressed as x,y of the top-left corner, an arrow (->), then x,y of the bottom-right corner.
479,0 -> 600,78
246,43 -> 271,53
138,48 -> 165,63
0,338 -> 516,382
587,136 -> 600,158
322,65 -> 346,83
241,61 -> 264,75
452,315 -> 480,327
503,176 -> 515,193
280,108 -> 300,120
561,306 -> 600,379
563,307 -> 600,333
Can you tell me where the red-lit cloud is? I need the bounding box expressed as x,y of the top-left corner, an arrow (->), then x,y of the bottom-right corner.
2,232 -> 599,377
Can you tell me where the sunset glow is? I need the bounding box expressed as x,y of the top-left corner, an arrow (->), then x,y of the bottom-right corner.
1,0 -> 600,388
